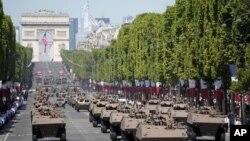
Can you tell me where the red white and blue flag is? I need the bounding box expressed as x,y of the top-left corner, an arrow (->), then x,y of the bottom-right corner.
42,32 -> 47,53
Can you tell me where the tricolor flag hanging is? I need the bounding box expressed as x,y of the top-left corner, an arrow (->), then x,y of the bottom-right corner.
200,79 -> 208,99
42,32 -> 47,53
188,79 -> 196,98
214,79 -> 223,100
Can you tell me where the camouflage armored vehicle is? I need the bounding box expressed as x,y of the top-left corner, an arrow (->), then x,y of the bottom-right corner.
31,103 -> 66,141
186,106 -> 227,141
120,108 -> 148,141
168,102 -> 189,123
89,99 -> 101,122
109,104 -> 133,141
100,99 -> 120,133
75,97 -> 91,112
135,114 -> 189,141
92,99 -> 110,127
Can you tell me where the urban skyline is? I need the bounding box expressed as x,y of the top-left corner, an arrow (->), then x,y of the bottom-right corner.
2,0 -> 175,26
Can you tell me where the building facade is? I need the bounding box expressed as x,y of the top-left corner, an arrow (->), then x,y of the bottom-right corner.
69,18 -> 78,50
21,10 -> 70,62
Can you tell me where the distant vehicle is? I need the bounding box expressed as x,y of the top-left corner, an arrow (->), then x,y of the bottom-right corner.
55,98 -> 66,108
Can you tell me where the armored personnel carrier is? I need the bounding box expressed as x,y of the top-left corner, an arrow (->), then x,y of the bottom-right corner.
109,104 -> 133,141
186,106 -> 227,141
75,97 -> 91,112
100,99 -> 120,133
168,102 -> 189,123
135,114 -> 189,141
145,98 -> 161,114
92,99 -> 110,127
157,98 -> 174,115
120,108 -> 148,141
31,103 -> 66,141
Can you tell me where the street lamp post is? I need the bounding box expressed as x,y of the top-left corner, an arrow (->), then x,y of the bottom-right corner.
240,93 -> 244,124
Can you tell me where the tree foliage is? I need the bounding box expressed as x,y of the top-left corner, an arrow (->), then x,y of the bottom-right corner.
62,0 -> 250,93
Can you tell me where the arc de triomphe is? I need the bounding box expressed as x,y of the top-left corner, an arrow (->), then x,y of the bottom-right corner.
21,10 -> 69,62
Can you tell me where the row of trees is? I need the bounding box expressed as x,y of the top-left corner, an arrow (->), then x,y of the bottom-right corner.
0,0 -> 33,83
62,0 -> 250,93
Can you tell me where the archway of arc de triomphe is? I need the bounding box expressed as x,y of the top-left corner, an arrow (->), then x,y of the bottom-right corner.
21,11 -> 70,62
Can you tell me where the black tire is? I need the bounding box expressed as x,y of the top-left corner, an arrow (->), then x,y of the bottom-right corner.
32,134 -> 37,141
220,133 -> 225,141
77,108 -> 80,112
110,131 -> 117,141
93,120 -> 98,127
101,124 -> 107,133
60,133 -> 66,141
121,132 -> 130,141
89,115 -> 93,122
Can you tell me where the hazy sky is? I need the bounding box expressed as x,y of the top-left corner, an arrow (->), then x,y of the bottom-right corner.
2,0 -> 175,26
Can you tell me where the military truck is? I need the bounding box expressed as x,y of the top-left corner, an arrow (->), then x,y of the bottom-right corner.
100,100 -> 120,133
120,108 -> 148,141
109,104 -> 133,141
135,114 -> 189,141
92,100 -> 109,127
186,106 -> 227,141
75,97 -> 91,112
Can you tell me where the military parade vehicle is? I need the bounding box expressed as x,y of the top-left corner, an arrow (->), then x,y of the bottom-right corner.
186,106 -> 227,141
145,98 -> 161,114
135,114 -> 189,141
75,96 -> 91,112
168,100 -> 189,123
92,99 -> 110,127
100,99 -> 120,133
156,97 -> 174,115
109,104 -> 133,141
120,108 -> 148,141
31,90 -> 66,141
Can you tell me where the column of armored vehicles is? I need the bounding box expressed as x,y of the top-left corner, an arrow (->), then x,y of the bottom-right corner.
85,94 -> 228,141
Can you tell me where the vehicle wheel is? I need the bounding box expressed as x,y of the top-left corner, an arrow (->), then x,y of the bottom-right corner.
60,133 -> 66,141
93,120 -> 98,127
110,131 -> 117,141
220,133 -> 225,141
187,126 -> 196,141
32,134 -> 37,141
101,125 -> 107,133
77,108 -> 80,112
121,132 -> 130,141
89,115 -> 93,122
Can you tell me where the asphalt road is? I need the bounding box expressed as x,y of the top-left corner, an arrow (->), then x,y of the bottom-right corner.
0,62 -> 230,141
0,62 -> 111,141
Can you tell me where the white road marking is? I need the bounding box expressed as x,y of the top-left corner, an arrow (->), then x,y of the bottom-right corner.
3,133 -> 10,141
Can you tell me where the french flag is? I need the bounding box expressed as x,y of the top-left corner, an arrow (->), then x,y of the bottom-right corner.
42,32 -> 47,53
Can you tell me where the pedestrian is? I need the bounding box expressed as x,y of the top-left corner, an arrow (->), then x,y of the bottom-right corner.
228,111 -> 236,125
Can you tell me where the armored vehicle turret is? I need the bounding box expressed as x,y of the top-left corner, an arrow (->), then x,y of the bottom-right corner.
169,102 -> 188,123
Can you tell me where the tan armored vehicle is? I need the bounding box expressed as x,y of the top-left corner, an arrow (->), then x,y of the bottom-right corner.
168,102 -> 189,123
109,104 -> 133,141
120,108 -> 148,141
75,97 -> 91,112
100,99 -> 120,133
145,98 -> 161,114
157,98 -> 174,115
135,114 -> 189,141
187,106 -> 227,141
92,99 -> 109,127
31,104 -> 66,141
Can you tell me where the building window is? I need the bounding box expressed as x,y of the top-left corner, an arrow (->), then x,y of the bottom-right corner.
57,31 -> 67,37
24,31 -> 35,37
